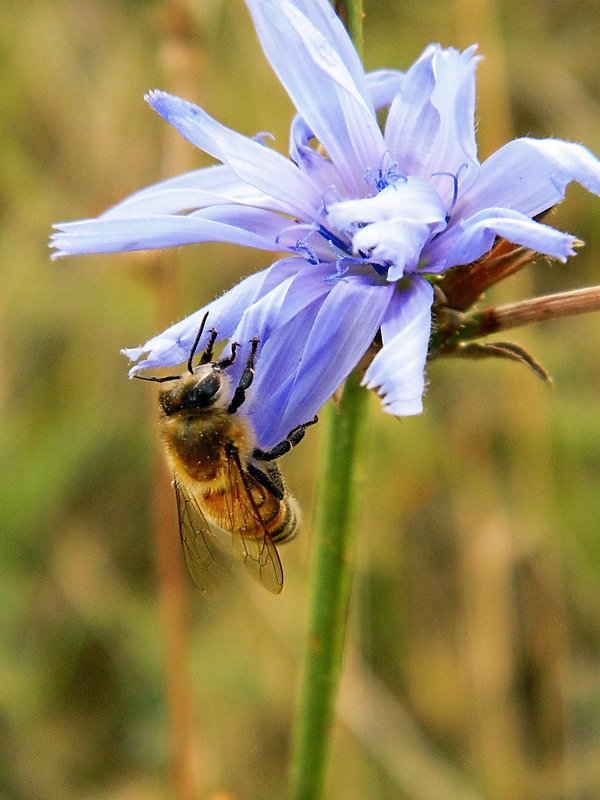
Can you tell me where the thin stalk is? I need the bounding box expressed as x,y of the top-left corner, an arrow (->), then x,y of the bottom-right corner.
475,285 -> 600,331
289,372 -> 369,800
334,0 -> 364,58
431,285 -> 600,354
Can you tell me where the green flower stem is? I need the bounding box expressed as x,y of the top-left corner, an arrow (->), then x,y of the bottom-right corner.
289,372 -> 369,800
289,5 -> 365,797
334,0 -> 364,57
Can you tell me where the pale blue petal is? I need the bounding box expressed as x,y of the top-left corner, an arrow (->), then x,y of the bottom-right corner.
384,47 -> 441,177
244,298 -> 323,412
249,273 -> 396,447
222,263 -> 336,412
353,219 -> 438,279
123,258 -> 303,372
100,164 -> 285,219
286,0 -> 371,92
384,45 -> 480,203
245,297 -> 327,448
289,114 -> 348,190
327,176 -> 446,227
363,278 -> 433,415
366,69 -> 404,109
456,137 -> 600,219
51,206 -> 291,257
246,0 -> 384,197
442,207 -> 578,269
427,45 -> 480,181
146,90 -> 321,219
288,69 -> 403,185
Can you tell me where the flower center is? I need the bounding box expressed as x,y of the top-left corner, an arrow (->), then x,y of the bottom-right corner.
323,176 -> 449,282
284,169 -> 462,283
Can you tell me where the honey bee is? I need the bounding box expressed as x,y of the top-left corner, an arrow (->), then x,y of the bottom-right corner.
137,312 -> 317,593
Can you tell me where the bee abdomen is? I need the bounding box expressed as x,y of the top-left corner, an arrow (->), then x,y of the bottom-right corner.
270,496 -> 300,544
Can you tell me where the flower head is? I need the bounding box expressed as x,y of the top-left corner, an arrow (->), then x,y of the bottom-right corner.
51,0 -> 600,448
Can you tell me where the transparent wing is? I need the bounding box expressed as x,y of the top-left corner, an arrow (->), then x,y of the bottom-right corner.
174,478 -> 233,595
223,448 -> 285,594
173,454 -> 284,595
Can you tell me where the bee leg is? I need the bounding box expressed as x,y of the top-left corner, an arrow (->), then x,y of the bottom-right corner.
198,327 -> 219,365
246,462 -> 285,500
253,415 -> 318,461
227,338 -> 259,414
217,340 -> 239,369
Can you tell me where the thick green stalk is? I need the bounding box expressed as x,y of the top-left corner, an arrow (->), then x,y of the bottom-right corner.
289,372 -> 369,800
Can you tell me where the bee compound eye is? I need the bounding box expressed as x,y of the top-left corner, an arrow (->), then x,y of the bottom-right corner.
184,372 -> 222,409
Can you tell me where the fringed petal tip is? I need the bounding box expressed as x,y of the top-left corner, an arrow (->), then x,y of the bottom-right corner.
362,375 -> 425,417
144,88 -> 170,112
48,243 -> 65,261
359,277 -> 433,417
121,347 -> 147,377
120,335 -> 191,378
49,225 -> 75,259
443,210 -> 580,269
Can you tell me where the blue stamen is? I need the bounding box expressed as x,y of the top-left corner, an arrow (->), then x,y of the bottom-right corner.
370,261 -> 390,278
293,239 -> 320,265
364,155 -> 406,193
315,224 -> 353,255
276,222 -> 324,266
275,222 -> 314,246
321,237 -> 389,283
431,163 -> 468,221
319,185 -> 343,216
323,257 -> 350,283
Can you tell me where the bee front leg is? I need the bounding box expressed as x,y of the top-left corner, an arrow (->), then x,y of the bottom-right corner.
227,338 -> 259,414
253,415 -> 318,462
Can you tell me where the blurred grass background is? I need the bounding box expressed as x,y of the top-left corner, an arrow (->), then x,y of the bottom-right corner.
1,0 -> 600,798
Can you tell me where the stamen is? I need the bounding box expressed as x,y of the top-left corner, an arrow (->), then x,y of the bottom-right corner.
322,239 -> 388,283
431,163 -> 468,220
275,222 -> 325,266
370,261 -> 390,278
319,185 -> 343,216
293,239 -> 320,265
364,154 -> 406,193
323,257 -> 350,283
275,222 -> 314,245
315,224 -> 352,255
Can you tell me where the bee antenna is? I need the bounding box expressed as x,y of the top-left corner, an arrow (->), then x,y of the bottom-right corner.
187,311 -> 210,374
133,373 -> 180,383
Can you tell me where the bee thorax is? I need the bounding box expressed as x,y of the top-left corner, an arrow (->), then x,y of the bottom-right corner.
161,413 -> 254,483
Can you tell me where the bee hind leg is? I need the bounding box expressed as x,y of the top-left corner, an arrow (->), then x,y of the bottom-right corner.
253,415 -> 318,462
246,462 -> 285,500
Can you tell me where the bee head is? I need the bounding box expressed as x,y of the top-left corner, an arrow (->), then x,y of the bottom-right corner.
159,364 -> 227,416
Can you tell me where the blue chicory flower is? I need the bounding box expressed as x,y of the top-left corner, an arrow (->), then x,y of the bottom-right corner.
51,0 -> 600,449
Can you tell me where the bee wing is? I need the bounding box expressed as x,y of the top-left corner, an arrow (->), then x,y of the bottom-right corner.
224,448 -> 285,595
174,462 -> 284,595
174,478 -> 233,594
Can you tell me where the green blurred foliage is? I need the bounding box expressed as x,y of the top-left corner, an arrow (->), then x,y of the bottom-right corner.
1,0 -> 599,798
